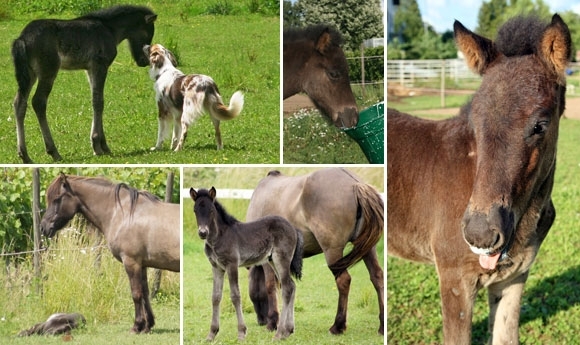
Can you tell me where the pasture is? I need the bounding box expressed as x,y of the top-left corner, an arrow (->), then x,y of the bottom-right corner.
0,167 -> 180,343
0,0 -> 279,164
182,167 -> 384,344
387,115 -> 580,344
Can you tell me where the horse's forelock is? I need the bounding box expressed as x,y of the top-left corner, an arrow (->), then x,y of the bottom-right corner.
284,24 -> 344,46
495,16 -> 548,57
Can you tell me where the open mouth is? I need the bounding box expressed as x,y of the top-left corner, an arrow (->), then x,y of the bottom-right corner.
470,244 -> 511,270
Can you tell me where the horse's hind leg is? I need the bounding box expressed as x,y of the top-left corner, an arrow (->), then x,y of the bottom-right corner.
248,266 -> 269,326
87,67 -> 111,156
226,265 -> 247,340
325,248 -> 350,334
32,75 -> 62,161
363,246 -> 384,335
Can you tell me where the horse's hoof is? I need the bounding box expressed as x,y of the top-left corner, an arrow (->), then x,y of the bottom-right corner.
329,324 -> 346,335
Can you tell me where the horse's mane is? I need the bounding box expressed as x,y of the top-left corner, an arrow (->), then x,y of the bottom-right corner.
115,183 -> 161,216
77,5 -> 154,21
494,16 -> 550,57
197,189 -> 239,227
283,24 -> 344,46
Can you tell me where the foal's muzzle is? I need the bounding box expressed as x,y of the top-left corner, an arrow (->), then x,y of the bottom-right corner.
198,226 -> 209,240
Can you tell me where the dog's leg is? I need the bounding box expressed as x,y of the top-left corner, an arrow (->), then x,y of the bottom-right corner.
212,117 -> 223,150
152,104 -> 168,151
171,113 -> 182,150
174,121 -> 188,152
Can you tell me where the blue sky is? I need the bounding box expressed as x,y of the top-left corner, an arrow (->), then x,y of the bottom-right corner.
417,0 -> 580,33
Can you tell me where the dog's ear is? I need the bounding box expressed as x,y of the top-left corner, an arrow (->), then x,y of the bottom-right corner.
165,48 -> 178,67
143,45 -> 151,58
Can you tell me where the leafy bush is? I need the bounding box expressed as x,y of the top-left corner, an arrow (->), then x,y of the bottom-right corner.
8,0 -> 110,15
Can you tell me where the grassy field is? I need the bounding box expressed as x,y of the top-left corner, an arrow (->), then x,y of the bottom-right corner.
182,167 -> 384,344
387,114 -> 580,344
0,0 -> 279,164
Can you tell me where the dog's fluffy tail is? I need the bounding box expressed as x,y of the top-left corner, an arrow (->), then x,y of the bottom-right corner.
209,91 -> 244,121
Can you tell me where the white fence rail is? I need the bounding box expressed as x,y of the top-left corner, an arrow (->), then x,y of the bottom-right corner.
181,188 -> 254,200
387,59 -> 479,86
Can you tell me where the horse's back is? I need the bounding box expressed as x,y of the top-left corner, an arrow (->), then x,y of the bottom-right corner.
247,169 -> 359,256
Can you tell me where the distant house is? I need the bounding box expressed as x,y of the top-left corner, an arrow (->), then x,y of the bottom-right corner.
364,37 -> 385,48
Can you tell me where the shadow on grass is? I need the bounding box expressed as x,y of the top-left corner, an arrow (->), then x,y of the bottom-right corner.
472,265 -> 580,343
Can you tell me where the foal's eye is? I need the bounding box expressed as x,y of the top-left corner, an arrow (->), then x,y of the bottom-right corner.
532,121 -> 548,136
327,70 -> 341,80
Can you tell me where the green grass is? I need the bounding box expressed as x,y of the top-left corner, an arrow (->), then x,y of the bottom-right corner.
182,167 -> 384,344
283,83 -> 384,164
387,118 -> 580,344
0,228 -> 180,344
0,1 -> 279,164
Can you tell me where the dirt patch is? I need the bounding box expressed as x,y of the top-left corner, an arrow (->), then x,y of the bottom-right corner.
283,94 -> 315,116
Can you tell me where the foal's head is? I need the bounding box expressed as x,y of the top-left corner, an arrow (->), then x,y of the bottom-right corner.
284,25 -> 358,128
126,7 -> 157,67
190,187 -> 218,240
41,174 -> 81,238
456,15 -> 571,270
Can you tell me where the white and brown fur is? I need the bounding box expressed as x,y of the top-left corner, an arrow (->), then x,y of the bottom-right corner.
144,44 -> 243,151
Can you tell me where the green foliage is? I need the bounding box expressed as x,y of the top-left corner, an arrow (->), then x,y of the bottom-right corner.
347,46 -> 384,82
476,0 -> 508,38
393,0 -> 423,44
7,0 -> 110,16
283,0 -> 302,27
206,0 -> 235,15
297,0 -> 383,51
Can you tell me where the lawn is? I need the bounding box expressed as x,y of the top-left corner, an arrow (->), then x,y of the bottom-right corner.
182,167 -> 384,344
387,117 -> 580,344
0,0 -> 280,164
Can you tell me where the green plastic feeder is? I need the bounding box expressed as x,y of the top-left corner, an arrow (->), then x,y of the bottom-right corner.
344,102 -> 384,164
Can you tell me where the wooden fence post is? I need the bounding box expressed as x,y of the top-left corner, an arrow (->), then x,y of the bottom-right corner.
32,168 -> 41,294
150,171 -> 175,298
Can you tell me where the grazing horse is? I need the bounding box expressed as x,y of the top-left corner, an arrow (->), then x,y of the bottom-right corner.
387,15 -> 570,344
40,174 -> 179,334
246,168 -> 384,335
283,24 -> 358,128
12,5 -> 157,163
190,187 -> 303,340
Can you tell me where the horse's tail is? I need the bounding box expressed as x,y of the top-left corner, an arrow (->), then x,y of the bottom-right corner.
328,183 -> 384,276
11,38 -> 31,93
208,90 -> 244,121
290,227 -> 304,280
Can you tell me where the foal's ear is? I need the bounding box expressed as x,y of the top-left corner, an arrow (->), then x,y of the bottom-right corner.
189,187 -> 197,201
539,14 -> 572,84
454,20 -> 500,75
209,187 -> 217,200
145,14 -> 157,24
316,28 -> 332,55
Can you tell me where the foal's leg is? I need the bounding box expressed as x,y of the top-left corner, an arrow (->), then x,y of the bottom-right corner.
207,266 -> 225,341
32,74 -> 62,162
226,265 -> 247,340
437,269 -> 478,344
211,117 -> 223,150
271,261 -> 296,340
86,66 -> 111,155
13,74 -> 37,163
363,246 -> 384,335
487,272 -> 528,344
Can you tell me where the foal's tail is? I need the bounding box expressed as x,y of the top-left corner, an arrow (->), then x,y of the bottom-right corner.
11,38 -> 31,93
329,183 -> 384,276
290,227 -> 304,280
208,90 -> 244,121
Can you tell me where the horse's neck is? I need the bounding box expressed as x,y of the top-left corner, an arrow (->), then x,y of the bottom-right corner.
70,181 -> 115,236
283,41 -> 307,98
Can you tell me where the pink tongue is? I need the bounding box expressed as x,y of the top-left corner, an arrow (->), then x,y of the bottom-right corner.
479,253 -> 501,270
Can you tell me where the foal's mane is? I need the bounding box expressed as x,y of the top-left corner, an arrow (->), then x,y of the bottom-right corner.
283,24 -> 343,46
494,16 -> 552,57
77,5 -> 154,21
197,189 -> 239,227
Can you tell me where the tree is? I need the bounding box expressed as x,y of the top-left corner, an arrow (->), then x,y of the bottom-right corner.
297,0 -> 383,51
283,0 -> 302,27
393,0 -> 423,44
476,0 -> 508,38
